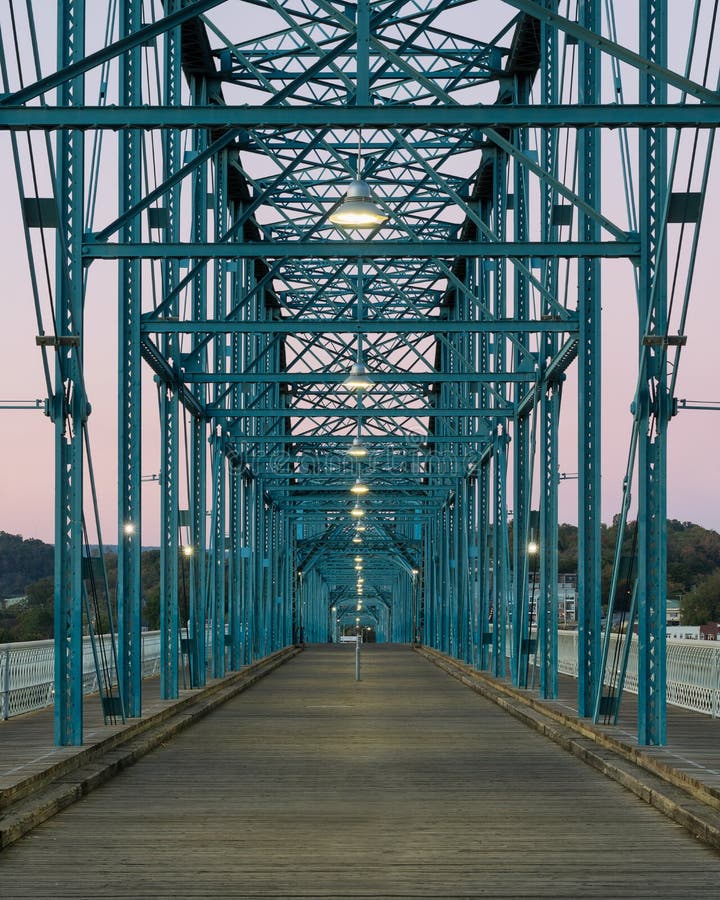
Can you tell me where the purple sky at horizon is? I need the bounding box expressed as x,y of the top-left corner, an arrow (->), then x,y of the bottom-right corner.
1,2 -> 719,545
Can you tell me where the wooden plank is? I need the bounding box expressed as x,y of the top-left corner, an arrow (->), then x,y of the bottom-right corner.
1,645 -> 719,897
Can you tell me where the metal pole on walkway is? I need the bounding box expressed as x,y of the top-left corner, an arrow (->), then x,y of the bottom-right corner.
355,634 -> 361,682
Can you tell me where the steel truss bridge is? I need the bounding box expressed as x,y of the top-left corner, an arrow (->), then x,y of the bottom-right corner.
0,0 -> 718,747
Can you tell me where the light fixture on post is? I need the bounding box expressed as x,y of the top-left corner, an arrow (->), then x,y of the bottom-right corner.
329,132 -> 388,230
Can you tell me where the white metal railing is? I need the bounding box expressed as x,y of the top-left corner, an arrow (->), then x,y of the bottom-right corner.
4,630 -> 720,720
0,631 -> 161,720
558,630 -> 720,718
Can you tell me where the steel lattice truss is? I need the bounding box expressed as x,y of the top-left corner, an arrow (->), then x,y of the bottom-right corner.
1,0 -> 718,746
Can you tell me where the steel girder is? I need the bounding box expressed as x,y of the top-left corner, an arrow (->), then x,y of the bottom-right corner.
2,1 -> 715,746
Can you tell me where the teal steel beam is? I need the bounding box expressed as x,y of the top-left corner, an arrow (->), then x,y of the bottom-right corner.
210,436 -> 226,679
141,318 -> 577,335
181,372 -> 535,384
537,1 -> 560,701
188,79 -> 209,686
511,73 -> 532,688
576,0 -> 602,718
159,381 -> 179,699
637,0 -> 668,747
53,0 -> 85,746
491,431 -> 509,678
158,0 -> 181,701
2,104 -> 720,129
207,407 -> 509,417
83,240 -> 640,260
117,0 -> 143,720
539,383 -> 560,698
229,466 -> 242,669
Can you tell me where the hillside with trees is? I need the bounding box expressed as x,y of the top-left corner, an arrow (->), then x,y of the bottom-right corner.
2,519 -> 720,642
0,533 -> 162,643
0,531 -> 54,598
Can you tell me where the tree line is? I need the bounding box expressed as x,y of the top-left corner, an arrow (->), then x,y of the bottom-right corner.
2,519 -> 720,643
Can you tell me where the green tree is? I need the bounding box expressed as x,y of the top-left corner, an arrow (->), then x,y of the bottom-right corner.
25,576 -> 54,607
15,604 -> 53,641
680,568 -> 720,625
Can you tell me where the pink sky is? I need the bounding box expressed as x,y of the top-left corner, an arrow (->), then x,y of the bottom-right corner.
1,3 -> 719,544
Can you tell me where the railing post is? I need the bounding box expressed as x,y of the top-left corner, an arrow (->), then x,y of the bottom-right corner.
2,648 -> 10,720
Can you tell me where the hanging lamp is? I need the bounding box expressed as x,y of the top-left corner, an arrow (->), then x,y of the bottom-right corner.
350,477 -> 369,496
329,132 -> 387,230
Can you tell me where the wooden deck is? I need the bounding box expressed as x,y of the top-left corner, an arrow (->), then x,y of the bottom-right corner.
1,644 -> 719,898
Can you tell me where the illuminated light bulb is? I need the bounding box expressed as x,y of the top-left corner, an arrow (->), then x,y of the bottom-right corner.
328,179 -> 388,229
347,436 -> 369,458
343,361 -> 374,392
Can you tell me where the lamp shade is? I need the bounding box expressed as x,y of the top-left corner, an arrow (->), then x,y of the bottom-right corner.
343,361 -> 374,392
329,179 -> 388,229
347,436 -> 369,458
350,478 -> 369,496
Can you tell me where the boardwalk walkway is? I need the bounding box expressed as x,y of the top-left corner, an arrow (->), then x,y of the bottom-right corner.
1,644 -> 719,898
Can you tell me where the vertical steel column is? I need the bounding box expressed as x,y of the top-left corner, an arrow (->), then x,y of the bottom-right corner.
491,146 -> 509,679
458,479 -> 471,663
512,74 -> 532,687
492,432 -> 509,678
577,0 -> 602,716
539,385 -> 560,697
159,382 -> 179,699
477,222 -> 493,670
53,0 -> 85,746
244,476 -> 257,664
189,76 -> 209,687
478,457 -> 492,669
538,1 -> 560,700
229,465 -> 242,669
210,144 -> 229,679
210,435 -> 226,678
637,0 -> 668,745
159,3 -> 181,700
117,0 -> 142,718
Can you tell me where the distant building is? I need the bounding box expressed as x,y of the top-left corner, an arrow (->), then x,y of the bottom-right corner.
527,573 -> 577,625
0,596 -> 26,610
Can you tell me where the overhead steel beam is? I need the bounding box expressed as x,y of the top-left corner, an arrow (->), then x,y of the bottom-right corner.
141,318 -> 576,334
84,240 -> 639,260
181,372 -> 534,384
213,406 -> 507,417
2,104 -> 720,129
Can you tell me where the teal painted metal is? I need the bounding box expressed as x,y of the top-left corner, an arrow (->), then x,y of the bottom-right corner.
637,0 -> 668,746
2,1 -> 711,746
81,240 -> 639,260
210,437 -> 226,679
159,1 -> 181,701
52,0 -> 85,747
4,104 -> 720,130
117,0 -> 143,719
537,1 -> 560,701
576,0 -> 602,718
